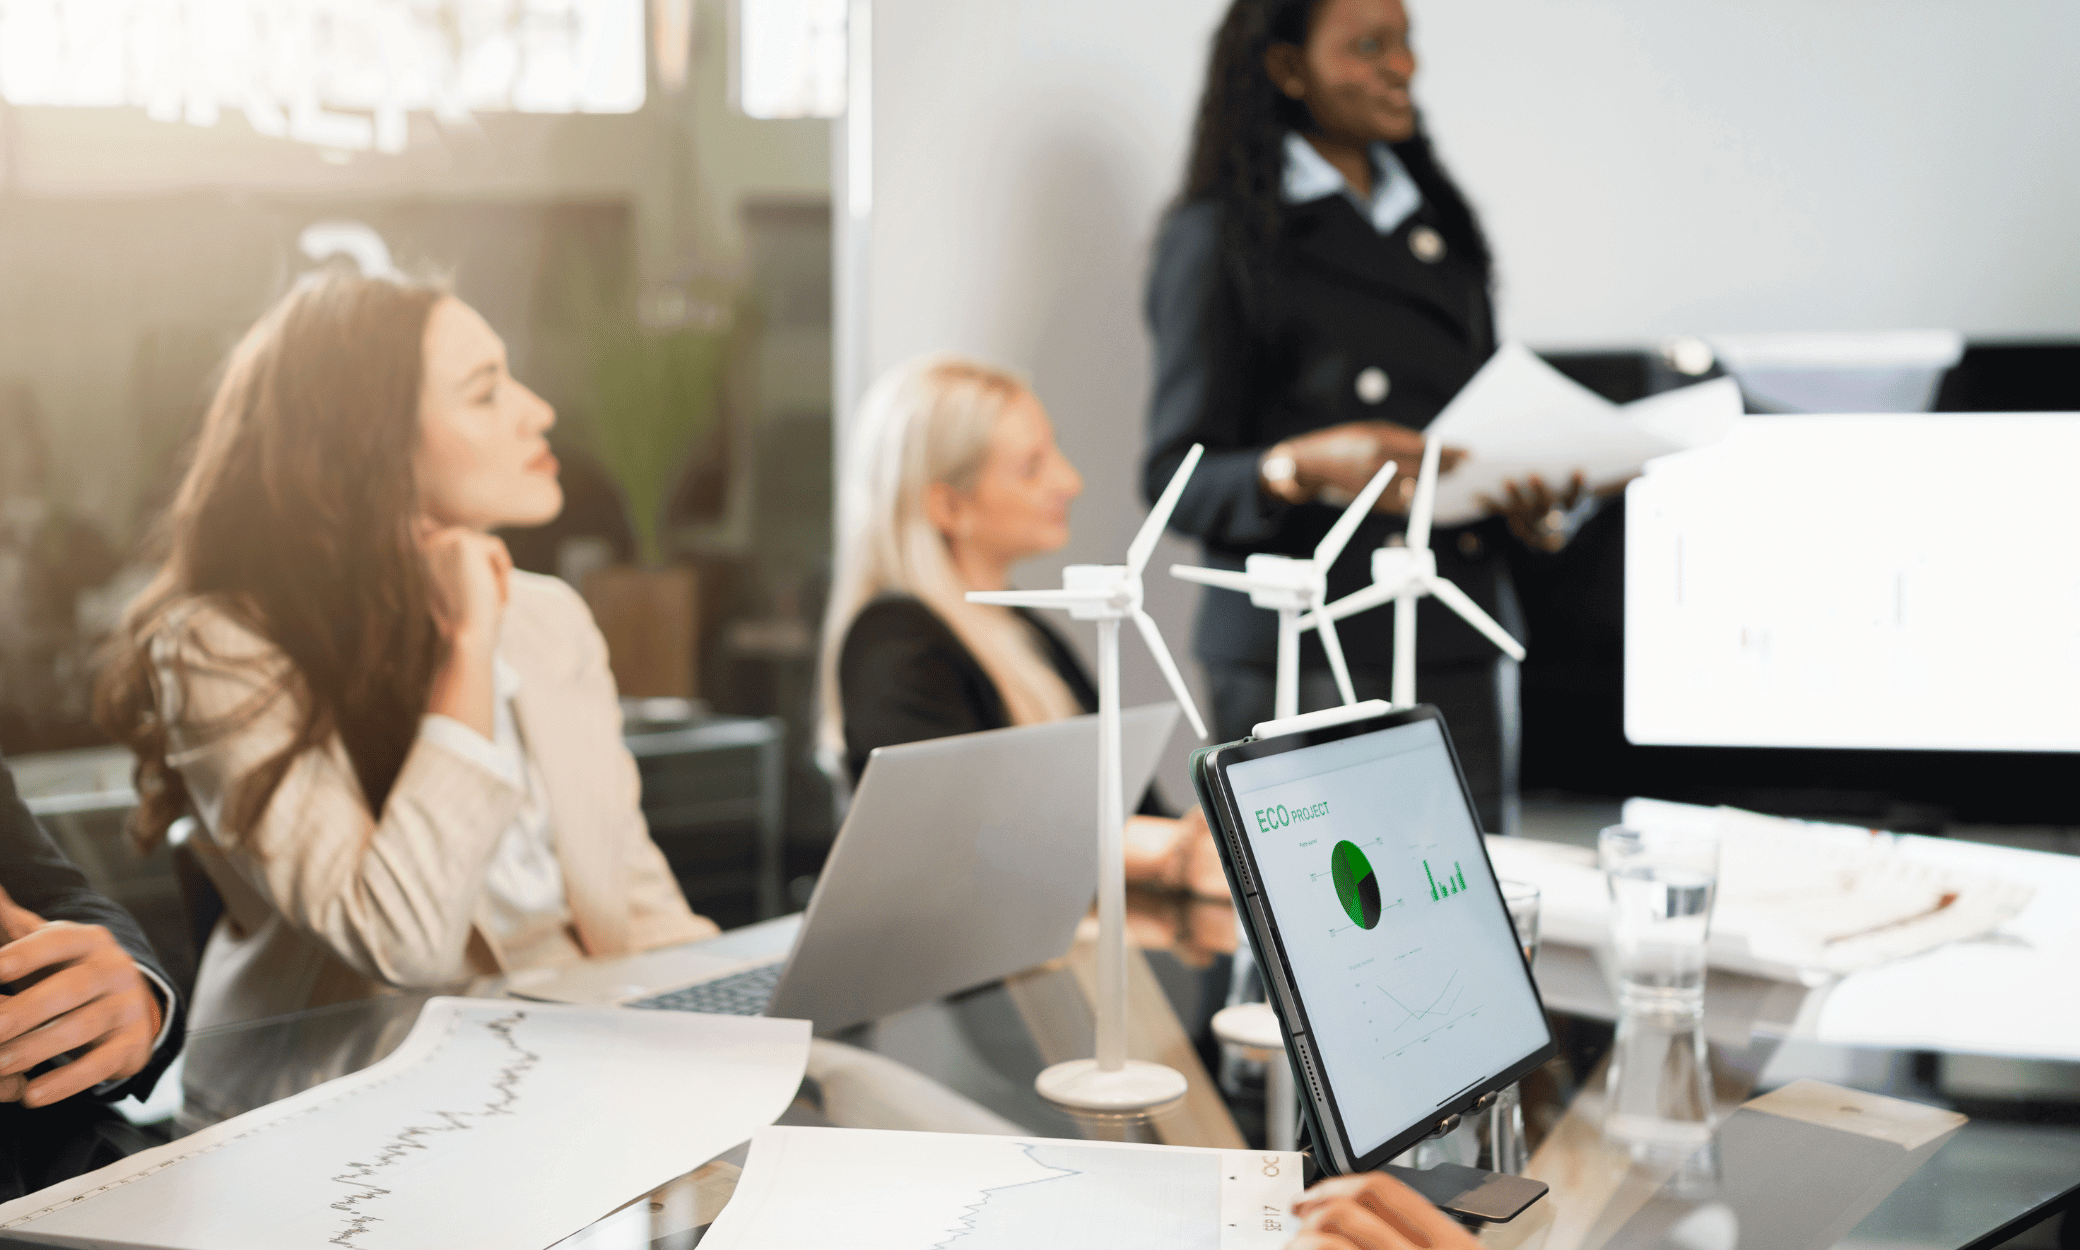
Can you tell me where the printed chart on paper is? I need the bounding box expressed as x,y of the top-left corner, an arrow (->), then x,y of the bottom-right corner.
699,1127 -> 1304,1250
0,999 -> 809,1250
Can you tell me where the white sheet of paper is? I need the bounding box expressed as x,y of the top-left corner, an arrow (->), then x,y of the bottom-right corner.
0,998 -> 811,1250
700,1126 -> 1306,1250
1813,837 -> 2080,1062
1423,343 -> 1740,526
1485,800 -> 2034,986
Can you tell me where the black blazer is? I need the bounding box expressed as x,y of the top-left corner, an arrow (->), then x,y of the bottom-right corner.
837,595 -> 1172,815
838,595 -> 1099,785
0,751 -> 184,1103
1143,190 -> 1522,669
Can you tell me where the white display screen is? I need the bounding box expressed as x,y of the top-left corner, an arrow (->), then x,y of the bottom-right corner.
1625,415 -> 2080,753
1226,719 -> 1549,1160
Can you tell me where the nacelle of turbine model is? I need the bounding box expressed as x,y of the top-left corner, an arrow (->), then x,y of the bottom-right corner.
1061,564 -> 1134,619
1371,545 -> 1437,587
1241,553 -> 1325,611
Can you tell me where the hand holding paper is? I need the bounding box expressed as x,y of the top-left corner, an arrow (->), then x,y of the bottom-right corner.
1423,343 -> 1740,527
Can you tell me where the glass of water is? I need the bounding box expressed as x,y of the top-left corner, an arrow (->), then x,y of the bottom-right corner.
1484,880 -> 1542,1174
1599,824 -> 1718,1018
1499,879 -> 1541,968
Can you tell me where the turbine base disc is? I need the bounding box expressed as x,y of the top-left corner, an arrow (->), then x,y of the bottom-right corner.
1034,1059 -> 1190,1112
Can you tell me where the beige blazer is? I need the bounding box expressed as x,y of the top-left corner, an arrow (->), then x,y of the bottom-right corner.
158,572 -> 715,1029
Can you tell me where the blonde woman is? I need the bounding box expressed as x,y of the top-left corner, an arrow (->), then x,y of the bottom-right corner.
818,354 -> 1219,893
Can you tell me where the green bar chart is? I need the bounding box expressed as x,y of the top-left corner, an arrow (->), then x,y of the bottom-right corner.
1423,860 -> 1468,901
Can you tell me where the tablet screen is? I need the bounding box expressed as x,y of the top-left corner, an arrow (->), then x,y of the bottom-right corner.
1225,717 -> 1549,1161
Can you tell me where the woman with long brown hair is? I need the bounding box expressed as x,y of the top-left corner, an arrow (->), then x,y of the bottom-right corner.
97,268 -> 715,1028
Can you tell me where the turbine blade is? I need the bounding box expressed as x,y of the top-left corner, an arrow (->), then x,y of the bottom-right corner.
1128,444 -> 1204,578
965,588 -> 1099,608
1424,575 -> 1527,660
1314,458 -> 1396,566
1170,564 -> 1260,595
1406,435 -> 1445,553
1316,580 -> 1397,625
1316,610 -> 1358,706
1131,609 -> 1209,740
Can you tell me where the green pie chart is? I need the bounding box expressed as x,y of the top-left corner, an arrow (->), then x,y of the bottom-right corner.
1330,841 -> 1382,929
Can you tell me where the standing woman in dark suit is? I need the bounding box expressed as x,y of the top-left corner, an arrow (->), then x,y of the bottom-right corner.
1147,0 -> 1565,832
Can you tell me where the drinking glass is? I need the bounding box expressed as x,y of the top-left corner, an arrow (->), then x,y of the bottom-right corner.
1483,880 -> 1541,1174
1500,879 -> 1541,968
1599,824 -> 1718,1018
1604,1007 -> 1717,1150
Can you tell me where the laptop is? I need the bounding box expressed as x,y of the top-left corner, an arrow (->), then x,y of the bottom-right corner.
509,703 -> 1181,1032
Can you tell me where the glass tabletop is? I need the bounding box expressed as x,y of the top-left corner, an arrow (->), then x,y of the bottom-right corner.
1122,889 -> 2080,1250
55,881 -> 2080,1249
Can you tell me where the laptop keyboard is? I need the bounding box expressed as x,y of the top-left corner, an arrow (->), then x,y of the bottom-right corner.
628,962 -> 783,1016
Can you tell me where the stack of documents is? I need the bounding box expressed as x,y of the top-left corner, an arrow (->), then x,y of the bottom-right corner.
1810,835 -> 2080,1061
0,999 -> 811,1250
1485,800 -> 2034,984
1423,342 -> 1741,526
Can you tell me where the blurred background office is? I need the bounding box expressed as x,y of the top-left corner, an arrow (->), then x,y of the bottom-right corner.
2,0 -> 2078,1114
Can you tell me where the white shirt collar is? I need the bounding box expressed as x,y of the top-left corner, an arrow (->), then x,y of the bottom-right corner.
1281,131 -> 1423,236
493,655 -> 523,703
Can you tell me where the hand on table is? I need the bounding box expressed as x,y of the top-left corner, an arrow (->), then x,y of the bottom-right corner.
0,885 -> 164,1108
1285,1172 -> 1484,1250
1477,471 -> 1586,554
1262,422 -> 1467,514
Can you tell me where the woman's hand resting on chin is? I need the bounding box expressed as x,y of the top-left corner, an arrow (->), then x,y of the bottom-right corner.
421,523 -> 513,644
420,524 -> 514,739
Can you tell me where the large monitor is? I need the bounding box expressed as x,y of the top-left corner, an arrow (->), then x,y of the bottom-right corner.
1625,414 -> 2080,753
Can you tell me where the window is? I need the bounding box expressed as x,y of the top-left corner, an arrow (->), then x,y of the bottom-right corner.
0,0 -> 646,152
730,0 -> 843,120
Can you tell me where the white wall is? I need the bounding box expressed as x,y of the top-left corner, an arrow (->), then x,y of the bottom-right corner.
841,0 -> 1230,773
1417,0 -> 2080,344
841,0 -> 2080,772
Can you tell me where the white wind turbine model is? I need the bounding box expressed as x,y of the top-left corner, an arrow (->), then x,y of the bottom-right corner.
1169,459 -> 1400,721
966,444 -> 1210,1113
1303,436 -> 1525,707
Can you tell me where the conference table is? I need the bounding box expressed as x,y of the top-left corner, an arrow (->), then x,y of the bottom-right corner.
127,869 -> 2076,1250
8,826 -> 2074,1249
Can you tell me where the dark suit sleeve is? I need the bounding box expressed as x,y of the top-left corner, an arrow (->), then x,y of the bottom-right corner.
0,752 -> 185,1103
839,601 -> 1001,784
1143,201 -> 1291,550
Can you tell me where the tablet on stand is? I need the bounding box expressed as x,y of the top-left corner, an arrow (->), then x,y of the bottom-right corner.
1191,700 -> 1555,1223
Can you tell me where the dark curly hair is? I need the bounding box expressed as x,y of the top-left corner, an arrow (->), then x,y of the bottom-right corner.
1176,0 -> 1493,310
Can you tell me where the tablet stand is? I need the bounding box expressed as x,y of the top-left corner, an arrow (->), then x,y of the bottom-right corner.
1293,1120 -> 1549,1224
1379,1161 -> 1548,1225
